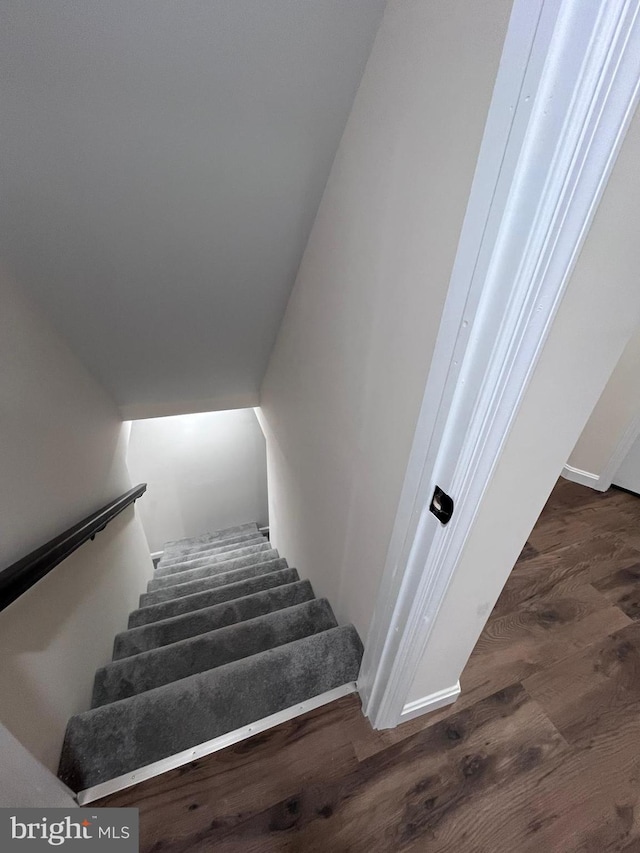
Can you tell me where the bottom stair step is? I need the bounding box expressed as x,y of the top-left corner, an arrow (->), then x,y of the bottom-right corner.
58,625 -> 364,791
93,598 -> 338,706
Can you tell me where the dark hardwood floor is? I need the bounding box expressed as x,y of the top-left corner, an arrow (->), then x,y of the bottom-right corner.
99,479 -> 640,852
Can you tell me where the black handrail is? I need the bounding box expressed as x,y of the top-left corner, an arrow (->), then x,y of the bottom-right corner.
0,483 -> 147,614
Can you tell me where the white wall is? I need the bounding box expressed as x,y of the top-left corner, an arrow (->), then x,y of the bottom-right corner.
0,273 -> 153,772
564,323 -> 640,487
127,409 -> 268,553
613,432 -> 640,493
408,106 -> 640,703
0,724 -> 77,807
259,0 -> 513,637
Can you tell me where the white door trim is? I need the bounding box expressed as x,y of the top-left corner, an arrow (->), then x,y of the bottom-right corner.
359,0 -> 640,729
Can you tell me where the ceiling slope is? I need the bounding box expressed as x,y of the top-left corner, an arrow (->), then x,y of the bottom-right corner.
0,0 -> 385,418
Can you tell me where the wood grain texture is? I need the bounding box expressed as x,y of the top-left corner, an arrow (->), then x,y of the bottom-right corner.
97,481 -> 640,852
593,562 -> 640,618
204,685 -> 568,853
491,533 -> 640,618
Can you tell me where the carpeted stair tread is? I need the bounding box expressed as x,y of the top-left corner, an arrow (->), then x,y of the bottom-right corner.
148,551 -> 283,593
58,522 -> 364,795
149,548 -> 280,589
162,523 -> 258,558
155,542 -> 273,577
158,535 -> 265,566
159,529 -> 266,556
58,625 -> 364,790
157,535 -> 267,569
140,559 -> 288,607
93,599 -> 338,707
113,581 -> 316,660
164,522 -> 258,548
156,540 -> 270,574
129,568 -> 300,627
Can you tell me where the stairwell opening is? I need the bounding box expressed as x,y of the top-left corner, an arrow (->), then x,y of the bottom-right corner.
125,407 -> 269,557
58,408 -> 363,798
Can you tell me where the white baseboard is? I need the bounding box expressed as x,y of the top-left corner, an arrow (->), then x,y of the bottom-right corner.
399,682 -> 461,724
561,464 -> 606,491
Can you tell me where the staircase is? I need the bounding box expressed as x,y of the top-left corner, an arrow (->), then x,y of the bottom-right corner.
57,523 -> 363,794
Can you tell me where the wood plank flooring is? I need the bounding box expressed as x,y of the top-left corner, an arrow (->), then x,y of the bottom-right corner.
99,479 -> 640,852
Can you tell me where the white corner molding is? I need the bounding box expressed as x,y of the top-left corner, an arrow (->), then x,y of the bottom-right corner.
361,0 -> 640,730
399,683 -> 461,725
561,464 -> 604,490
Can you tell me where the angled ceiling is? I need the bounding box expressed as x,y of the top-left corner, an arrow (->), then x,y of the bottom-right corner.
0,0 -> 385,418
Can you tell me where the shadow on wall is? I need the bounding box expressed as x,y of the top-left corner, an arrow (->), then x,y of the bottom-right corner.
126,408 -> 269,553
0,508 -> 152,773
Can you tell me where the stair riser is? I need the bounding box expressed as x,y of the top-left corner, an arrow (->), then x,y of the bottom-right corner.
93,599 -> 338,707
149,549 -> 280,589
155,542 -> 272,577
113,581 -> 315,660
157,535 -> 266,569
59,626 -> 364,791
141,560 -> 288,607
128,568 -> 301,627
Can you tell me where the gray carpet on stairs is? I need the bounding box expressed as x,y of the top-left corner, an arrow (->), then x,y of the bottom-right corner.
147,549 -> 281,590
154,542 -> 273,577
140,558 -> 288,607
157,535 -> 267,570
59,625 -> 363,790
92,598 -> 338,706
163,523 -> 258,558
57,523 -> 364,794
112,580 -> 315,659
158,536 -> 266,567
129,567 -> 301,627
